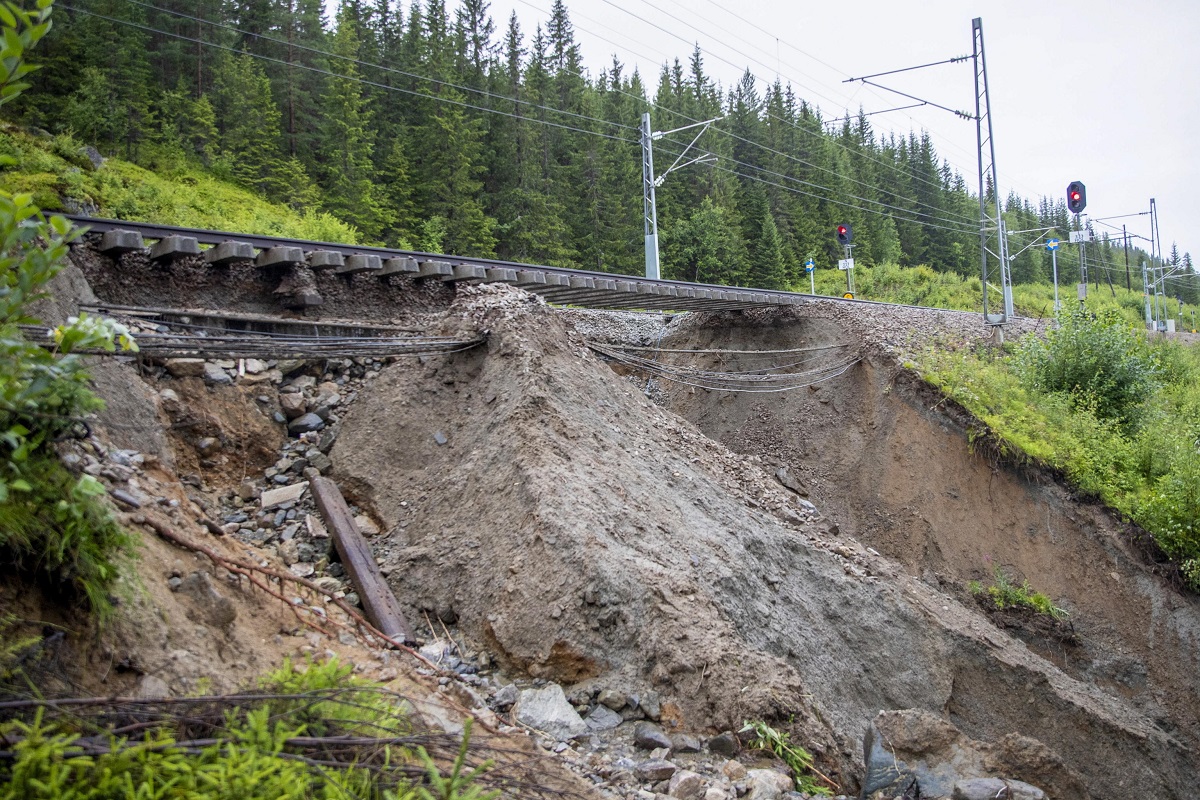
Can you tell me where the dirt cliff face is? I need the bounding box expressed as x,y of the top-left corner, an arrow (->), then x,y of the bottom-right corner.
660,305 -> 1200,747
331,287 -> 1199,798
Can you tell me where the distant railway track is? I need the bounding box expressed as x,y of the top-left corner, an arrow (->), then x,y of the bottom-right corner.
64,214 -> 996,320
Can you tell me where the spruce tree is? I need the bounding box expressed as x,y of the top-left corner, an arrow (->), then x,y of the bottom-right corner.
313,7 -> 392,241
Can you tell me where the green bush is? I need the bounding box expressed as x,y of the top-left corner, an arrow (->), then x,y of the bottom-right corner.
969,567 -> 1069,620
0,1 -> 139,621
1015,307 -> 1161,425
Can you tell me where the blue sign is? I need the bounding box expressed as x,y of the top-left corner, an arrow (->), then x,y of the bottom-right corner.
1046,239 -> 1060,251
804,258 -> 815,273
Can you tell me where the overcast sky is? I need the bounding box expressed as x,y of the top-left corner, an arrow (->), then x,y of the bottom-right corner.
475,0 -> 1199,260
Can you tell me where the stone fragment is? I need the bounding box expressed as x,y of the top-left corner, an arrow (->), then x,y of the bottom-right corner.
708,732 -> 741,757
136,675 -> 171,699
195,436 -> 221,457
279,540 -> 300,566
306,451 -> 332,474
721,760 -> 746,781
952,778 -> 1046,800
433,431 -> 449,446
774,465 -> 806,495
585,704 -> 623,731
279,393 -> 308,419
354,515 -> 380,536
743,769 -> 792,800
203,362 -> 233,385
492,683 -> 519,709
260,481 -> 309,510
289,562 -> 315,578
243,358 -> 267,375
165,358 -> 206,378
513,684 -> 588,740
306,513 -> 329,538
110,488 -> 142,509
598,688 -> 627,710
634,759 -> 677,783
237,480 -> 259,501
288,413 -> 325,434
671,733 -> 702,753
668,770 -> 705,799
634,721 -> 673,751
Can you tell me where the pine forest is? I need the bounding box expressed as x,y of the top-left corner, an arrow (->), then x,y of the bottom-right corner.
6,0 -> 1194,301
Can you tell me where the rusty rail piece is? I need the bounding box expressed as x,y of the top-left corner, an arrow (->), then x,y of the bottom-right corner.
310,476 -> 417,645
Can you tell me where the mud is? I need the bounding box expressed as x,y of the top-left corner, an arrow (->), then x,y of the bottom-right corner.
327,288 -> 1198,798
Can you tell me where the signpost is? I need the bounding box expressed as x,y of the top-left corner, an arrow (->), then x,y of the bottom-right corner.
1046,238 -> 1060,312
805,257 -> 815,295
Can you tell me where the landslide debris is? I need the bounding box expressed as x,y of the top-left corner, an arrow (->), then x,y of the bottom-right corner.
329,285 -> 1196,799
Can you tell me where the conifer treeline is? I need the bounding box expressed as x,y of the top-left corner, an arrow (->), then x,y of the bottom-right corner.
13,0 -> 1184,295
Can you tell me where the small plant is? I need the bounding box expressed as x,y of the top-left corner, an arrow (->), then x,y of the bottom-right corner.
740,719 -> 833,796
970,566 -> 1069,621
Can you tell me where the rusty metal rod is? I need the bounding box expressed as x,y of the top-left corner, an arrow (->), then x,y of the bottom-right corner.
310,477 -> 417,645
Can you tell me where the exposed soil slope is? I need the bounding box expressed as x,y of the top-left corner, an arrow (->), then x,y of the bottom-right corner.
659,304 -> 1200,752
330,287 -> 1197,798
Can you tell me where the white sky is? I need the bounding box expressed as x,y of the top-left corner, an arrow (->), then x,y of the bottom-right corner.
469,0 -> 1199,260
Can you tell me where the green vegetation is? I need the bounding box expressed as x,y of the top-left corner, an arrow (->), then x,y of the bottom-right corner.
969,567 -> 1069,621
740,719 -> 832,796
0,658 -> 501,800
0,0 -> 137,622
0,0 -> 1187,288
0,125 -> 360,243
922,311 -> 1200,590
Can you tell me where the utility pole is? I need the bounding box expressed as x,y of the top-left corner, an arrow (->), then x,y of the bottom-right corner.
640,113 -> 659,280
1142,261 -> 1152,327
1123,224 -> 1131,291
640,112 -> 722,280
972,17 -> 1012,325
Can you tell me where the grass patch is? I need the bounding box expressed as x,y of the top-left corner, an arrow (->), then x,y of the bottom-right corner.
0,125 -> 361,243
969,567 -> 1069,621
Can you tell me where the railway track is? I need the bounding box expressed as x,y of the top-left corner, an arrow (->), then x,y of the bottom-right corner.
61,214 -> 879,315
65,215 -> 1014,330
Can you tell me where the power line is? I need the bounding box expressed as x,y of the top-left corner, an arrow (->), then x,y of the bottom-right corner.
60,3 -> 633,143
598,0 -> 980,205
108,0 -> 636,134
654,137 -> 977,233
66,2 -> 980,239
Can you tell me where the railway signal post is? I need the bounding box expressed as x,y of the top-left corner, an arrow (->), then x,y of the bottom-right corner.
836,224 -> 855,297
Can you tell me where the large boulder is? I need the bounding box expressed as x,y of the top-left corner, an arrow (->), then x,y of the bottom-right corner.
861,710 -> 1080,800
512,683 -> 587,740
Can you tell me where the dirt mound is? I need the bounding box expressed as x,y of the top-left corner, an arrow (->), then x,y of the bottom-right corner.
332,287 -> 1196,798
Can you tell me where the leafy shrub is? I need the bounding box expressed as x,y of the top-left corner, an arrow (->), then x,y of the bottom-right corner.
1135,452 -> 1200,591
1016,307 -> 1161,425
741,719 -> 832,796
0,2 -> 139,621
969,567 -> 1069,620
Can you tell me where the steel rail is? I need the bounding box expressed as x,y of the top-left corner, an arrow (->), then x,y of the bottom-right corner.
63,215 -> 1022,321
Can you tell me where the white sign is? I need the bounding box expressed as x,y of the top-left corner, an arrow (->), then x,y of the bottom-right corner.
1069,230 -> 1089,243
838,258 -> 855,271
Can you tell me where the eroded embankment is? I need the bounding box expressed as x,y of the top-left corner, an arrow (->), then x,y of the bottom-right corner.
330,289 -> 1197,799
659,307 -> 1200,749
